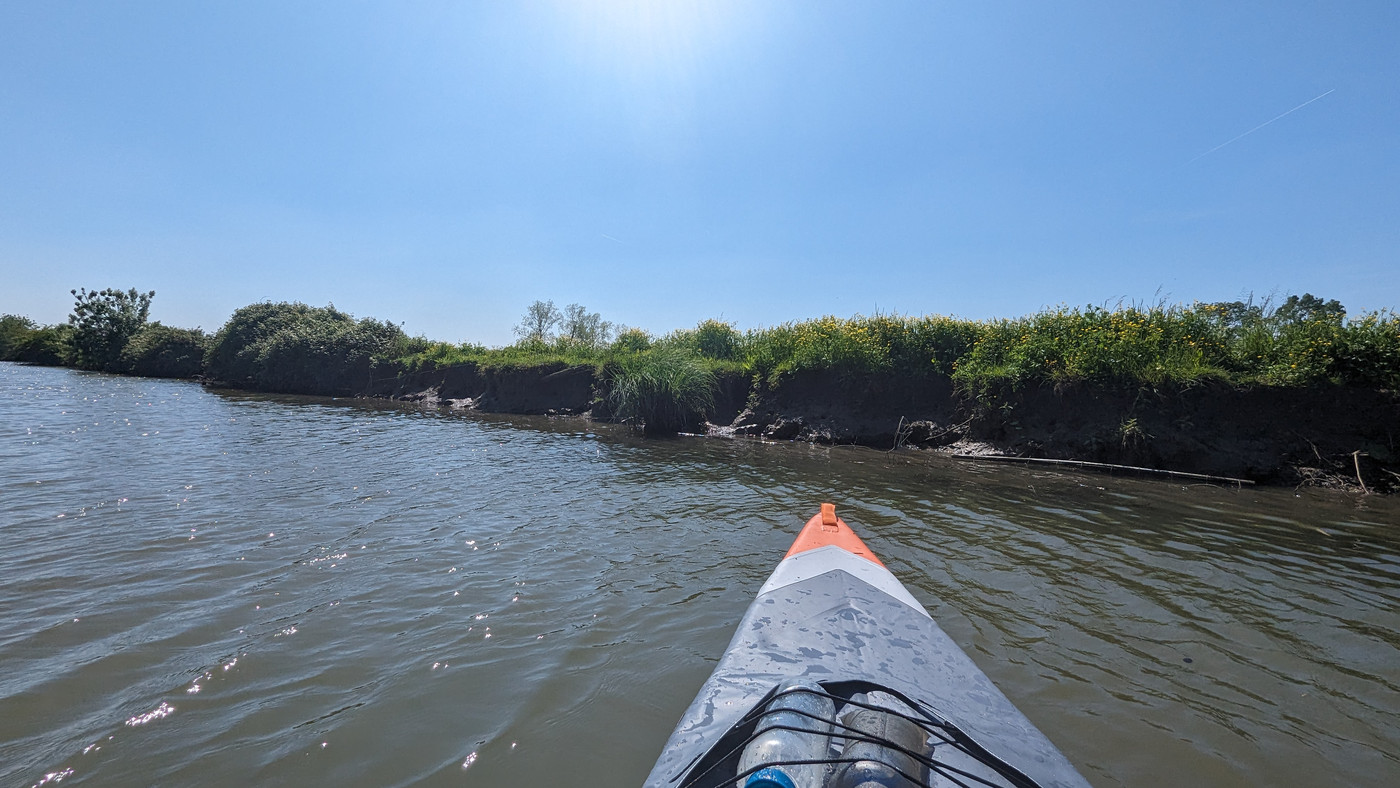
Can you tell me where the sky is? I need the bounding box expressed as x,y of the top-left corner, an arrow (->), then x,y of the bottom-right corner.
2,1 -> 1397,346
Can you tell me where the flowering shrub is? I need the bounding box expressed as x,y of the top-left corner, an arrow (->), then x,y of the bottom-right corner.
743,314 -> 982,379
950,305 -> 1229,390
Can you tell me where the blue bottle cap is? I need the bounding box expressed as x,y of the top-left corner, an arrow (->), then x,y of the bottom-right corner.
745,767 -> 798,788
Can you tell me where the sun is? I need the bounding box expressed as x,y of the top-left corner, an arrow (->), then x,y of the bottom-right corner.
555,0 -> 748,78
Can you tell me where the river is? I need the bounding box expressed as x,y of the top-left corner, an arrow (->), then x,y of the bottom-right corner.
2,362 -> 1397,787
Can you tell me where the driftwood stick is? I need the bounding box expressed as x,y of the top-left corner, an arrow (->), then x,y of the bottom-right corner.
888,416 -> 906,453
1353,451 -> 1370,494
925,416 -> 975,441
947,453 -> 1254,486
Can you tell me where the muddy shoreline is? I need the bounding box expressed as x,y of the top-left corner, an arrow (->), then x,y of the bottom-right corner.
334,361 -> 1400,493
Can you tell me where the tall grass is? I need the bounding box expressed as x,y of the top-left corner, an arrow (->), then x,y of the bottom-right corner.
605,347 -> 716,435
399,337 -> 605,373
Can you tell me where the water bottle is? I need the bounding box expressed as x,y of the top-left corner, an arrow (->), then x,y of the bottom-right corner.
827,705 -> 929,788
736,681 -> 835,788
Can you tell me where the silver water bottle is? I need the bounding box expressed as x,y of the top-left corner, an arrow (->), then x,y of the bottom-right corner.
828,705 -> 929,788
736,682 -> 835,788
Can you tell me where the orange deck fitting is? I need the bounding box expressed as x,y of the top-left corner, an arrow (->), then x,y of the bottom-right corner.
783,503 -> 885,566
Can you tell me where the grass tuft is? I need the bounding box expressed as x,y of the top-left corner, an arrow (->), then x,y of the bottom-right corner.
605,347 -> 716,435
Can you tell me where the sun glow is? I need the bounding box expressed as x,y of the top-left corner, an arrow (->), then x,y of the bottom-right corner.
546,0 -> 764,154
557,0 -> 750,78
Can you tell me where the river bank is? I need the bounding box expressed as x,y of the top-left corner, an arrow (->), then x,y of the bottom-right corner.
371,360 -> 1399,492
8,295 -> 1398,491
7,352 -> 1393,490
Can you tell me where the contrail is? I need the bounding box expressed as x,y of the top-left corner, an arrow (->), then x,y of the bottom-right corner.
1190,88 -> 1335,163
600,233 -> 625,245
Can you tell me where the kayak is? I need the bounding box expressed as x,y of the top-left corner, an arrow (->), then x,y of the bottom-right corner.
645,504 -> 1091,788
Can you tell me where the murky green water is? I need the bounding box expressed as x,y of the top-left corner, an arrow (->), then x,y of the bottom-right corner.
2,362 -> 1397,787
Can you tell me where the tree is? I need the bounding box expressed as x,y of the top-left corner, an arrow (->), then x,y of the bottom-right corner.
561,303 -> 613,348
1274,293 -> 1345,325
1203,299 -> 1264,330
514,300 -> 562,343
69,287 -> 155,371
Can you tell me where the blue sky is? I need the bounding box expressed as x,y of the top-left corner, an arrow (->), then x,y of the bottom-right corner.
2,1 -> 1396,346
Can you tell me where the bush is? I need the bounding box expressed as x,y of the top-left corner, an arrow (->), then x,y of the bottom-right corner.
398,340 -> 486,372
1331,311 -> 1400,388
8,324 -> 74,366
606,347 -> 716,435
120,324 -> 209,378
206,302 -> 327,383
0,314 -> 38,360
206,302 -> 410,394
742,314 -> 983,381
256,317 -> 406,394
872,314 -> 984,375
610,327 -> 653,354
951,304 -> 1230,392
492,337 -> 607,369
664,319 -> 743,361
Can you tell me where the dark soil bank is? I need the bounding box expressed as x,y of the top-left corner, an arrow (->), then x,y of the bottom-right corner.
385,361 -> 595,415
723,370 -> 1399,488
362,362 -> 1400,491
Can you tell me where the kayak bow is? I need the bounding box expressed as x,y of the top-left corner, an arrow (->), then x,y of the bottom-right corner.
645,504 -> 1090,788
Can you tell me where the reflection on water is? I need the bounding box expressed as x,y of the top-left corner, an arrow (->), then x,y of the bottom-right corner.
1,363 -> 1397,786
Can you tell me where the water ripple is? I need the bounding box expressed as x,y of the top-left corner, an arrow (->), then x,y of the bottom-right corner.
2,363 -> 1397,786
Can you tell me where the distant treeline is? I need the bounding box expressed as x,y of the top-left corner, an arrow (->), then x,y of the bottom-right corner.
0,293 -> 417,395
3,291 -> 1398,405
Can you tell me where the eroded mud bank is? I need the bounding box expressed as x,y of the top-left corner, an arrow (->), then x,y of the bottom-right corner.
367,362 -> 1398,492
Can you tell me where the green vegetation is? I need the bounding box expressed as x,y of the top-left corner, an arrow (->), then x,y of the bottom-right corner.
68,287 -> 155,371
121,324 -> 209,379
667,319 -> 743,363
400,335 -> 603,373
741,314 -> 984,381
17,325 -> 74,366
561,303 -> 613,348
605,347 -> 715,436
948,297 -> 1400,393
5,289 -> 1398,435
0,314 -> 38,359
0,315 -> 72,366
950,304 -> 1224,393
513,299 -> 614,349
205,302 -> 418,394
610,327 -> 653,354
